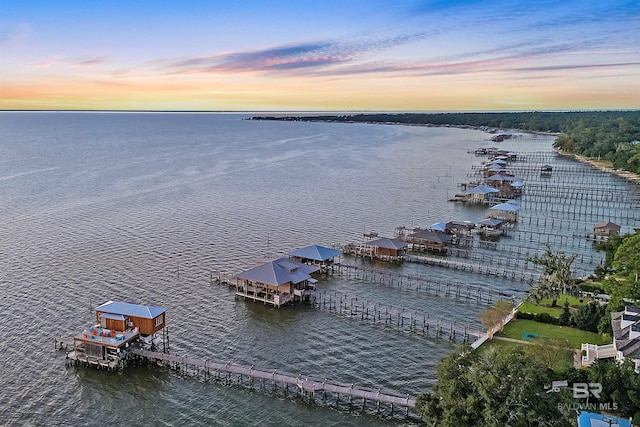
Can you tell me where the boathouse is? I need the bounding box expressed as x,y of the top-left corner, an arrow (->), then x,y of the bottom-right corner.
403,229 -> 453,253
352,237 -> 408,261
593,221 -> 621,238
234,258 -> 319,307
289,244 -> 341,271
477,218 -> 507,236
67,301 -> 167,370
485,201 -> 520,222
465,185 -> 499,204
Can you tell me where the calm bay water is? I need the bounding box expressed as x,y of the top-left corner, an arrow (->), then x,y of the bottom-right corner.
0,112 -> 634,426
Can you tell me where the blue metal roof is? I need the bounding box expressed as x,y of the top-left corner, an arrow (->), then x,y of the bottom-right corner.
99,313 -> 126,320
466,185 -> 499,195
289,244 -> 342,261
236,258 -> 319,286
95,301 -> 166,319
490,202 -> 520,212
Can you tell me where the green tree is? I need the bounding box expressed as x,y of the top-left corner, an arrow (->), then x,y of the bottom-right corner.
558,300 -> 573,326
416,345 -> 574,426
613,234 -> 640,283
528,244 -> 578,306
588,359 -> 640,418
573,301 -> 605,332
593,233 -> 625,278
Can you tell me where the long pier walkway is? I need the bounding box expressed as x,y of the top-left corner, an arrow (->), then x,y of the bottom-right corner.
313,290 -> 484,342
334,262 -> 514,303
131,348 -> 417,415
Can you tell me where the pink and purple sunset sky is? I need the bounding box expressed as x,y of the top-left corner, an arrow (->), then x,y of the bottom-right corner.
1,0 -> 639,111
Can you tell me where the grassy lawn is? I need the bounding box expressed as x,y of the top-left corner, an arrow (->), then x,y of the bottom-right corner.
536,294 -> 590,308
500,319 -> 609,349
518,301 -> 563,318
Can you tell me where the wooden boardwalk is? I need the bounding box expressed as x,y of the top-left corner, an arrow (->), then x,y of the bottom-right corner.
131,349 -> 417,413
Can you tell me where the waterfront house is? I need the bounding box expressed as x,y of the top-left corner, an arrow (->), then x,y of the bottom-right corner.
289,244 -> 341,271
581,306 -> 640,372
235,258 -> 319,307
540,165 -> 553,177
594,221 -> 621,238
67,301 -> 167,370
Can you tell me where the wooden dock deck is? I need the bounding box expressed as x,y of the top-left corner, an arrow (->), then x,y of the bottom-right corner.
131,349 -> 417,413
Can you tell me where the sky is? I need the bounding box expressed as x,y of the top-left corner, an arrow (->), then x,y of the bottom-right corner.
1,0 -> 639,111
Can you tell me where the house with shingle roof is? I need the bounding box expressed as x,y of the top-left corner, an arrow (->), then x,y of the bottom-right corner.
581,306 -> 640,372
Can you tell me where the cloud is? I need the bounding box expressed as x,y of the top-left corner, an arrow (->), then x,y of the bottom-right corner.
512,62 -> 640,73
154,31 -> 436,76
32,55 -> 109,69
0,23 -> 29,48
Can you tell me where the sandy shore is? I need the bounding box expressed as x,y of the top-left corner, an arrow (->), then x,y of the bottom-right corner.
556,150 -> 640,185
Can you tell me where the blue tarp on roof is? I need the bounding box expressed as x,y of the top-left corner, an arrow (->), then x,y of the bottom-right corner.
427,222 -> 447,231
289,244 -> 341,261
510,181 -> 525,187
95,301 -> 166,319
366,237 -> 408,250
236,258 -> 319,286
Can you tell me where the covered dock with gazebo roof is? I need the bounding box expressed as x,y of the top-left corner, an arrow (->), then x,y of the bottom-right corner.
485,201 -> 520,222
465,184 -> 500,204
235,258 -> 319,307
289,244 -> 341,271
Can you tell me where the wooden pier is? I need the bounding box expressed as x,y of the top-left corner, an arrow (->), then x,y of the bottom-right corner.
131,348 -> 418,417
313,290 -> 484,342
333,262 -> 513,303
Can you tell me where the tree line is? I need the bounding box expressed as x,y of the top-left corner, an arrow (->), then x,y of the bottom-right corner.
253,111 -> 640,174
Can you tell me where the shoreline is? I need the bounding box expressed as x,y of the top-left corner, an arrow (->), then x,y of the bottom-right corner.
556,150 -> 640,185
